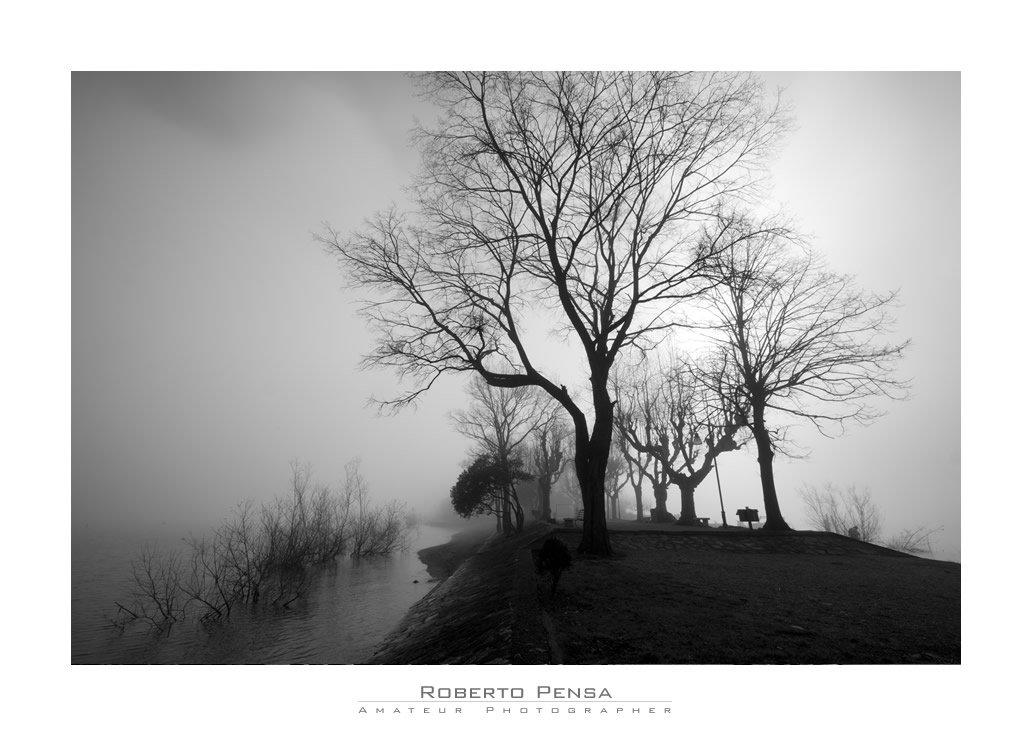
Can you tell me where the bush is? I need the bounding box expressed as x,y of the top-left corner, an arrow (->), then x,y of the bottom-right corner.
799,483 -> 882,542
112,461 -> 409,632
799,482 -> 937,555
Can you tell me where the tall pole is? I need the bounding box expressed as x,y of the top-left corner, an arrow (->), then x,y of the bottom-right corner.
714,454 -> 729,528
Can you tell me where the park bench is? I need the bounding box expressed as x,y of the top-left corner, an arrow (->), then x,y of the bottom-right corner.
562,509 -> 586,528
696,517 -> 710,527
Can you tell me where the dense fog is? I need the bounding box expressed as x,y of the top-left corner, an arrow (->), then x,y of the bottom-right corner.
71,72 -> 960,560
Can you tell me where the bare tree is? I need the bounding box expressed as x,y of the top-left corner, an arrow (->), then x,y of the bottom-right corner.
614,362 -> 675,522
612,415 -> 656,522
705,219 -> 909,530
530,414 -> 570,522
322,72 -> 788,555
885,526 -> 936,555
799,482 -> 883,542
616,353 -> 749,526
115,545 -> 185,633
604,449 -> 631,520
113,462 -> 407,631
553,466 -> 582,519
800,483 -> 937,555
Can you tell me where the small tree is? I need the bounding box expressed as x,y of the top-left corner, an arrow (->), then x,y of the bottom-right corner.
885,527 -> 936,555
530,416 -> 570,522
450,454 -> 532,527
451,376 -> 552,533
799,483 -> 882,542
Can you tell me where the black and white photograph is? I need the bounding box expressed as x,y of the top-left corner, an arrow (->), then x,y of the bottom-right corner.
71,70 -> 960,670
19,4 -> 1014,728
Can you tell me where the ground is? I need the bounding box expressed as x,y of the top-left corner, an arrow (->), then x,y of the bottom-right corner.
406,520 -> 960,665
535,528 -> 960,664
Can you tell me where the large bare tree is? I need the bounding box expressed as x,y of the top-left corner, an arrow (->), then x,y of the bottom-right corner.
704,219 -> 910,530
322,72 -> 787,554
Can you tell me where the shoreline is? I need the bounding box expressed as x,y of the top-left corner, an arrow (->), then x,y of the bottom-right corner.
416,524 -> 496,580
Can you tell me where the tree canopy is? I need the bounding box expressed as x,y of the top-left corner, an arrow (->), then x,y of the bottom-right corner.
450,454 -> 531,521
323,72 -> 789,554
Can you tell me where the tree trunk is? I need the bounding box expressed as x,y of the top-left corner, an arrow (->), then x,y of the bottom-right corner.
673,452 -> 716,526
752,406 -> 791,531
575,380 -> 614,556
674,477 -> 701,526
607,493 -> 619,520
652,482 -> 674,522
511,486 -> 525,533
501,483 -> 514,534
576,448 -> 611,553
538,476 -> 552,522
634,485 -> 644,522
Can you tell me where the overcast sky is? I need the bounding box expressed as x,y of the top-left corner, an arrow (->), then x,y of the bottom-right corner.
71,72 -> 960,560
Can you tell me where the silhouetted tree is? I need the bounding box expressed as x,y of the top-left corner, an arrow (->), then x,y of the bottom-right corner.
451,376 -> 551,533
322,72 -> 788,555
614,420 -> 655,522
613,365 -> 673,522
530,416 -> 570,522
604,450 -> 631,520
450,454 -> 532,527
616,354 -> 749,526
705,219 -> 910,530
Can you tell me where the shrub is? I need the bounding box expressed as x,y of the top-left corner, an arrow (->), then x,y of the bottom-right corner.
112,461 -> 409,632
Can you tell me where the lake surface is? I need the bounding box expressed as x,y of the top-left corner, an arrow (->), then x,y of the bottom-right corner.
71,523 -> 457,664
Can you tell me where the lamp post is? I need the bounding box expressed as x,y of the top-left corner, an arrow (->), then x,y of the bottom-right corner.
714,453 -> 729,528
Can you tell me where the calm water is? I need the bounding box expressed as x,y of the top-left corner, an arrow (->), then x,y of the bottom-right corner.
71,523 -> 457,664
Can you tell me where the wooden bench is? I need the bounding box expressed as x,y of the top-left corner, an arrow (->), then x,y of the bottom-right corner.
562,509 -> 586,528
696,517 -> 710,527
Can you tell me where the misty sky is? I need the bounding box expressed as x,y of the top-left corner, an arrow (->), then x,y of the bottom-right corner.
71,72 -> 960,560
